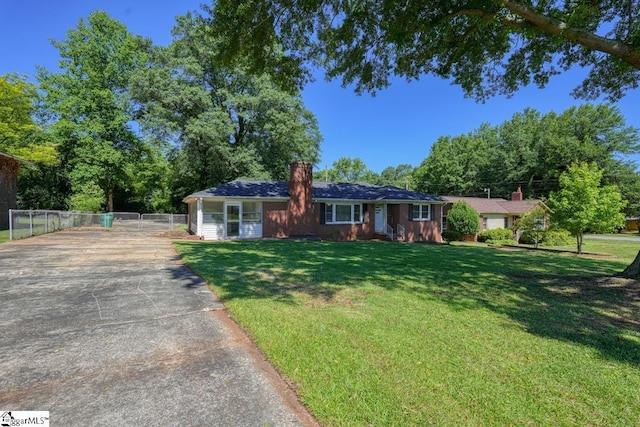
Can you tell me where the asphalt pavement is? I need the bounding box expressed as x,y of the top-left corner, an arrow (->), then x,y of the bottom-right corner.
0,230 -> 317,426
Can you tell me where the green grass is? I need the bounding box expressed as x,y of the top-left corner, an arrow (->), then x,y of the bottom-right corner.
513,238 -> 640,263
175,239 -> 640,426
0,229 -> 10,243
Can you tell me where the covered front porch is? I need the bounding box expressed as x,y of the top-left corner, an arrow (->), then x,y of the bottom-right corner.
373,203 -> 442,242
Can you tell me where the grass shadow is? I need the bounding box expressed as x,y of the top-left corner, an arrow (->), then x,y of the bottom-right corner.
175,239 -> 640,366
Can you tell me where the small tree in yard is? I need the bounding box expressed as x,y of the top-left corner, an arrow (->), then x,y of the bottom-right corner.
515,205 -> 548,249
549,163 -> 626,254
445,201 -> 480,242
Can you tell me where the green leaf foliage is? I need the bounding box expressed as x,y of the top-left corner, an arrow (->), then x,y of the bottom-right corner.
412,104 -> 639,210
548,162 -> 626,253
412,125 -> 494,195
69,181 -> 105,212
0,74 -> 57,164
513,205 -> 548,248
446,201 -> 480,238
478,228 -> 515,244
210,0 -> 640,101
130,11 -> 321,195
378,164 -> 413,188
37,11 -> 155,211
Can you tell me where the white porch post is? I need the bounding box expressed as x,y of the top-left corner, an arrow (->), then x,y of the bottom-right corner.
197,198 -> 203,237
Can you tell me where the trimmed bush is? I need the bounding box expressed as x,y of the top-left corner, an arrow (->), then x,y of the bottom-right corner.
478,228 -> 514,243
541,229 -> 573,246
518,230 -> 538,245
442,229 -> 462,243
446,201 -> 480,240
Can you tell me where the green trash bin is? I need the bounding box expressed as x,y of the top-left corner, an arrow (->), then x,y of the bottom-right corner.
100,212 -> 114,228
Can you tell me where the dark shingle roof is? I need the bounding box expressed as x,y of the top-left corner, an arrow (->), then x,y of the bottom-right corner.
184,180 -> 444,203
313,181 -> 443,202
186,181 -> 290,199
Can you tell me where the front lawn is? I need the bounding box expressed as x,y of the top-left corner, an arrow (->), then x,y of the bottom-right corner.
175,240 -> 640,426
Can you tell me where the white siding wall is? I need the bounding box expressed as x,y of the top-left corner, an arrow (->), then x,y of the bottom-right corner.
201,224 -> 225,240
198,200 -> 263,240
485,215 -> 508,230
241,223 -> 262,239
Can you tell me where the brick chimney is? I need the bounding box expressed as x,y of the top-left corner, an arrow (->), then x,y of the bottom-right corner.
511,186 -> 523,201
287,162 -> 314,236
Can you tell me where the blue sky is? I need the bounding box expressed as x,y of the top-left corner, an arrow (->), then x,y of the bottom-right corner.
2,0 -> 639,173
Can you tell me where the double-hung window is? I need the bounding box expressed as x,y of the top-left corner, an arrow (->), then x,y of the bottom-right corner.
325,203 -> 363,224
411,204 -> 431,221
242,201 -> 262,223
203,201 -> 224,224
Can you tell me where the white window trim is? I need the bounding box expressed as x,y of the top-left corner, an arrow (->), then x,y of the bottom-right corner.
326,203 -> 363,224
411,204 -> 431,221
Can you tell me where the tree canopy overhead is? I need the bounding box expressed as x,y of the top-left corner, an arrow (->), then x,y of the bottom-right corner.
210,0 -> 640,100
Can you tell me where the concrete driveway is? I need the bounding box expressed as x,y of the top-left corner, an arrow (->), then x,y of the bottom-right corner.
0,230 -> 316,426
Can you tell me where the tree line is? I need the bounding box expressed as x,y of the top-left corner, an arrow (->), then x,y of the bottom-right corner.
1,10 -> 321,213
317,104 -> 640,218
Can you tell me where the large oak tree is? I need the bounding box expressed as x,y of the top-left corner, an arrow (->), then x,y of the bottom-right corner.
209,0 -> 640,100
130,12 -> 321,198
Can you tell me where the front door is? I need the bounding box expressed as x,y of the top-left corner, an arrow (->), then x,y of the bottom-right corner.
375,204 -> 385,233
226,203 -> 241,238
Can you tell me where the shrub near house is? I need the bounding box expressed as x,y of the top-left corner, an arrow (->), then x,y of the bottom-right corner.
443,201 -> 480,242
478,228 -> 514,244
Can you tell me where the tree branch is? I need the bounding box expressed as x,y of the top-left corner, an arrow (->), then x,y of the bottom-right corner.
499,0 -> 640,69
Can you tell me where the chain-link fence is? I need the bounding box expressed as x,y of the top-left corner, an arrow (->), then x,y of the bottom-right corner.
7,210 -> 187,241
140,213 -> 188,231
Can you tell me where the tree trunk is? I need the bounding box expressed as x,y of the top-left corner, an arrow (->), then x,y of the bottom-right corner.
576,233 -> 583,254
621,250 -> 640,279
108,189 -> 114,212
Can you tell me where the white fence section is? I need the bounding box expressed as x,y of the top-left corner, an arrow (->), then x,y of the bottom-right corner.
8,210 -> 188,241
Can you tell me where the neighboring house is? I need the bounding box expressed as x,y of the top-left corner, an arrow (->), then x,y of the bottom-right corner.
184,162 -> 446,242
443,187 -> 549,234
0,152 -> 29,229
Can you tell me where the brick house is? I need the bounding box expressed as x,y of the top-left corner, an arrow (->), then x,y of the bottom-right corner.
0,152 -> 28,229
184,162 -> 446,242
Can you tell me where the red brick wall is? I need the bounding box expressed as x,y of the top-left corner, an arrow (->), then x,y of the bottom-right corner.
312,202 -> 374,240
262,197 -> 443,243
396,204 -> 442,243
263,201 -> 289,238
287,162 -> 314,236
